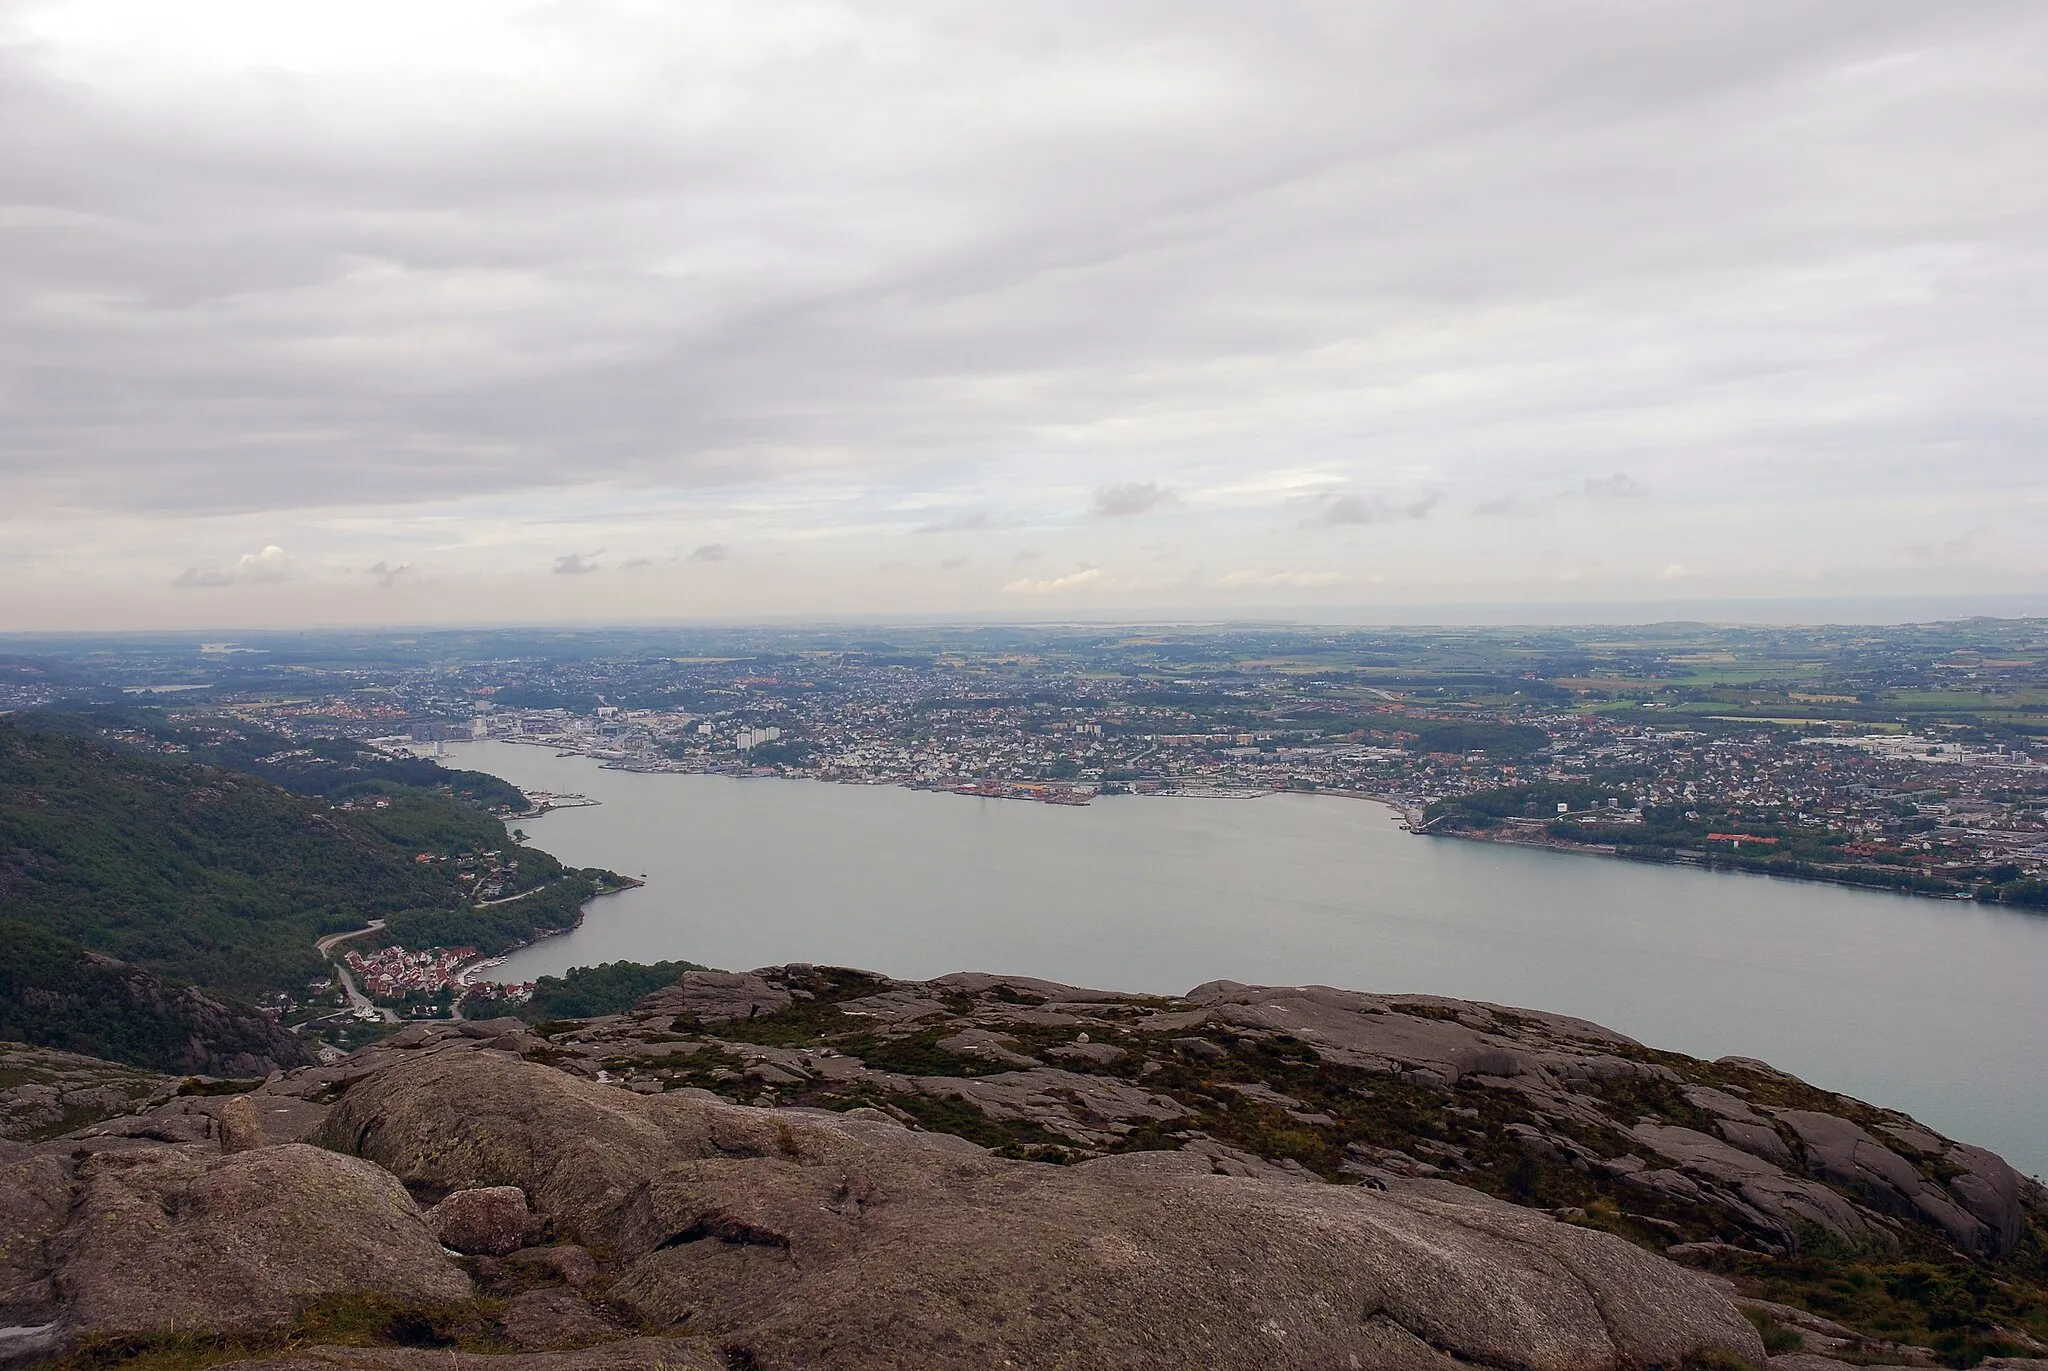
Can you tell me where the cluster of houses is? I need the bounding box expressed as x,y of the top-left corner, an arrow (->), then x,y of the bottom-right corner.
335,943 -> 539,1009
341,943 -> 478,1000
459,977 -> 537,1007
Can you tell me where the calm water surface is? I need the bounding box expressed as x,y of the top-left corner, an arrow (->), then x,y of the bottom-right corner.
447,741 -> 2048,1176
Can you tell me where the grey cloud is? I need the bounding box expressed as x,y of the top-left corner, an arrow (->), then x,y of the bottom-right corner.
172,567 -> 235,588
688,544 -> 729,562
1093,483 -> 1180,517
939,554 -> 969,570
1014,548 -> 1043,562
552,551 -> 601,575
915,511 -> 996,534
1308,493 -> 1438,528
619,556 -> 655,570
3,2 -> 2046,614
1576,474 -> 1644,500
1893,529 -> 1982,565
366,560 -> 414,588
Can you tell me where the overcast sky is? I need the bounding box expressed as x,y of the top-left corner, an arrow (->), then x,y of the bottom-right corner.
2,1 -> 2044,629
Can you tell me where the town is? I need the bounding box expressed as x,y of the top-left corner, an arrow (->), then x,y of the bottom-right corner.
5,619 -> 2045,907
338,944 -> 536,1012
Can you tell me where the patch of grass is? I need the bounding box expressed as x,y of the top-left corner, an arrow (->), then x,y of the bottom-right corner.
1383,1002 -> 1461,1022
814,1082 -> 1068,1154
38,1295 -> 512,1371
774,966 -> 895,1005
174,1078 -> 263,1098
1731,1254 -> 2048,1368
638,1044 -> 750,1100
828,1026 -> 1032,1078
694,1001 -> 861,1047
1585,1072 -> 1721,1133
1679,1350 -> 1763,1371
1742,1307 -> 1805,1355
292,1292 -> 508,1350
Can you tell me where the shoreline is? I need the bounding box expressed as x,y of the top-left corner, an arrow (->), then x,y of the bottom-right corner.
479,734 -> 1432,816
459,740 -> 2012,914
465,872 -> 645,978
1429,823 -> 1991,903
333,872 -> 649,1013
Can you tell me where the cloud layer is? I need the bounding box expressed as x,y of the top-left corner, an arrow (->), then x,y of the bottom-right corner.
172,545 -> 293,588
3,2 -> 2046,626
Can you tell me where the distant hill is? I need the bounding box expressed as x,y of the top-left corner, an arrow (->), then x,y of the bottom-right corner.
20,707 -> 530,812
0,721 -> 618,1075
0,920 -> 309,1076
0,719 -> 538,997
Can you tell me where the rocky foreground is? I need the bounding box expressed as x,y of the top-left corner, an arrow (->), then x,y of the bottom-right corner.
4,966 -> 2047,1370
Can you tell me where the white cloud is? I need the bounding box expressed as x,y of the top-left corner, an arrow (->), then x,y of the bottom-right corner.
172,544 -> 293,588
1219,570 -> 1342,589
1003,566 -> 1104,594
6,3 -> 2048,624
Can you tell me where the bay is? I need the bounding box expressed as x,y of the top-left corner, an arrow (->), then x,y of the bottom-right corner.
446,740 -> 2048,1177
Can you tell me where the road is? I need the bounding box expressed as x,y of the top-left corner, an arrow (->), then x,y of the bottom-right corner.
314,919 -> 399,1023
472,874 -> 577,908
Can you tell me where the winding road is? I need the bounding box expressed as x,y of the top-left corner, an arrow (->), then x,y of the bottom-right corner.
314,920 -> 399,1023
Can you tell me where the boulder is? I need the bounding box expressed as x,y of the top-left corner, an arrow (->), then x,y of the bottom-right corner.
427,1186 -> 533,1256
218,1093 -> 268,1153
0,1152 -> 72,1327
324,1053 -> 1766,1371
1778,1111 -> 2014,1257
635,970 -> 791,1024
496,1287 -> 627,1352
1628,1122 -> 1888,1254
935,1028 -> 1037,1067
1715,1118 -> 1794,1168
54,1143 -> 470,1339
315,1053 -> 688,1231
1942,1143 -> 2030,1257
912,1067 -> 1188,1146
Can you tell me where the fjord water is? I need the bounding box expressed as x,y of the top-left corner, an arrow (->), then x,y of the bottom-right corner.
447,741 -> 2048,1177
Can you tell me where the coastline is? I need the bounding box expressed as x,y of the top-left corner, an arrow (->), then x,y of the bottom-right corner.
483,733 -> 1436,817
466,738 -> 2012,912
1426,822 -> 1990,903
370,873 -> 651,1014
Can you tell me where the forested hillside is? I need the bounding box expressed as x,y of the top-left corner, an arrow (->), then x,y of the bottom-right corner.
0,919 -> 310,1075
0,721 -> 533,997
0,722 -> 612,1032
24,707 -> 529,811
